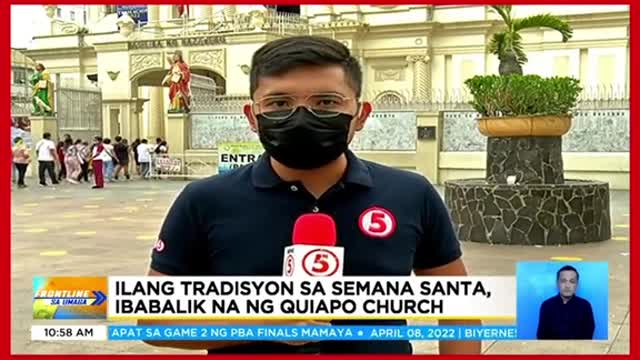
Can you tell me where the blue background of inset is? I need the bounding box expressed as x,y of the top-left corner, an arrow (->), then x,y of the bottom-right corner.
516,261 -> 608,340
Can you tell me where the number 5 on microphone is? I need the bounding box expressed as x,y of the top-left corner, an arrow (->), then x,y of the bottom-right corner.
311,253 -> 329,273
282,246 -> 344,278
303,249 -> 340,276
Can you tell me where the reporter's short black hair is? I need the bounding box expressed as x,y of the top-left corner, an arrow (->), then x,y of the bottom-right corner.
557,265 -> 579,280
250,35 -> 362,99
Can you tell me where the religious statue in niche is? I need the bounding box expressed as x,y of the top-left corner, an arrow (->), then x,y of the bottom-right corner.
162,50 -> 192,113
30,63 -> 54,115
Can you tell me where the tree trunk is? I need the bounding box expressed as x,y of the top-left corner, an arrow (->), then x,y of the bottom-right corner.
498,51 -> 523,76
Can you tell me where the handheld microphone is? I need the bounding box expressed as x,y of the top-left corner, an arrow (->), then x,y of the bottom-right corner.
283,213 -> 344,277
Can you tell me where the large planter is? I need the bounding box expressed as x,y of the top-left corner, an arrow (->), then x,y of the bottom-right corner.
477,115 -> 572,137
445,179 -> 611,245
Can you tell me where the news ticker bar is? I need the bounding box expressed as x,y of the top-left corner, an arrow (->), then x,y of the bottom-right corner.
32,325 -> 519,341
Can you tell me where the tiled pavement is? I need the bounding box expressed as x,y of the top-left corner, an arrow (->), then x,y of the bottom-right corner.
11,180 -> 630,354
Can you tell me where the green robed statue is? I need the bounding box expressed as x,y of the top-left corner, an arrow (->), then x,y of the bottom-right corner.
30,63 -> 54,115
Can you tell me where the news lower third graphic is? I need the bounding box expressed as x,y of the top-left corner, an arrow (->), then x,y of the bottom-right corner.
33,277 -> 108,320
30,325 -> 519,341
108,325 -> 519,341
31,275 -> 523,341
106,276 -> 516,320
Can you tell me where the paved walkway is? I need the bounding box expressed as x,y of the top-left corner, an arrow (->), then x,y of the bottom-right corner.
11,180 -> 629,354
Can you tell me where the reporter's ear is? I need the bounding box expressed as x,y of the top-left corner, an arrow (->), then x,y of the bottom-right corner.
244,104 -> 258,133
354,102 -> 373,132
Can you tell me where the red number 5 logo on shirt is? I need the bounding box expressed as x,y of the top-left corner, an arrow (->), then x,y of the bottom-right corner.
358,207 -> 397,239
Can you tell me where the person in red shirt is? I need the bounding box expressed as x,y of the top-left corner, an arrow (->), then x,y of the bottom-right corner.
56,141 -> 66,181
91,136 -> 107,189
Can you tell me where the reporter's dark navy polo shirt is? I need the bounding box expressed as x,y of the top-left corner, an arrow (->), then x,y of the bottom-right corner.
151,150 -> 462,354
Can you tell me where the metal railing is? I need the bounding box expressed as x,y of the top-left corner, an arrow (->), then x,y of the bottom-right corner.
148,153 -> 216,180
135,9 -> 315,38
11,83 -> 32,116
575,84 -> 630,110
189,84 -> 630,114
190,74 -> 220,113
55,87 -> 103,139
11,83 -> 31,98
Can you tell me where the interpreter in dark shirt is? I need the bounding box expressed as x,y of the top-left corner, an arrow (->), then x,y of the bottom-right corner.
537,265 -> 595,340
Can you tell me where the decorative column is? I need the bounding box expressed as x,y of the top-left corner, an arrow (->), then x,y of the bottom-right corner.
147,5 -> 161,28
147,87 -> 165,140
406,55 -> 431,101
194,5 -> 213,19
165,113 -> 189,154
579,48 -> 589,86
124,98 -> 146,141
625,38 -> 630,97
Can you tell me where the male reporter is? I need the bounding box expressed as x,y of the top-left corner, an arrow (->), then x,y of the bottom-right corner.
142,35 -> 480,354
537,265 -> 595,340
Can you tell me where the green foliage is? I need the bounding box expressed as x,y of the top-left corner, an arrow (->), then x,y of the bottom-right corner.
513,14 -> 572,41
488,5 -> 573,67
465,75 -> 582,117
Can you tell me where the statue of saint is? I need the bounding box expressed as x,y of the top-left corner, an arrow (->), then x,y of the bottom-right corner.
162,50 -> 192,113
30,63 -> 54,115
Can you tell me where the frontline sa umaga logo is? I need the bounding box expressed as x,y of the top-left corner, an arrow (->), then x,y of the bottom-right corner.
32,276 -> 107,320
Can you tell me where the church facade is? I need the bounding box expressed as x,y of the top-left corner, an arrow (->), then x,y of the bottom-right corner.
22,5 -> 630,188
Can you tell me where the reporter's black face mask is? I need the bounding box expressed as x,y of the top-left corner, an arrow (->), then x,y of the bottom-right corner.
257,107 -> 353,170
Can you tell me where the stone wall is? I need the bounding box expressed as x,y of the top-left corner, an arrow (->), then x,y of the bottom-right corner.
190,113 -> 257,149
190,111 -> 417,150
350,111 -> 417,151
442,110 -> 629,153
444,179 -> 611,245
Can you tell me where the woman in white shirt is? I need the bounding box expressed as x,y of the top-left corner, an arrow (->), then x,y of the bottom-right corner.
137,139 -> 152,179
102,138 -> 117,182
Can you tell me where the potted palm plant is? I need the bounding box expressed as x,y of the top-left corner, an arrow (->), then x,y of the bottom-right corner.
444,6 -> 611,246
466,5 -> 580,138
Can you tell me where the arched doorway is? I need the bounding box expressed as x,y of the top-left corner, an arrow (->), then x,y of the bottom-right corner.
129,66 -> 226,141
134,67 -> 226,94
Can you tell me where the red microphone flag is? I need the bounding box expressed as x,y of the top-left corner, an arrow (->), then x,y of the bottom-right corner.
292,213 -> 337,247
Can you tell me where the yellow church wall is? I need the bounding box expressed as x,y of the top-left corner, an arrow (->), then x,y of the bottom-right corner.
432,6 -> 486,23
